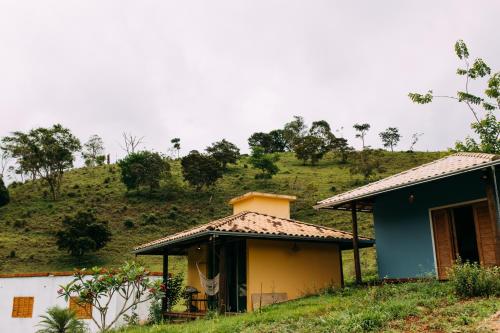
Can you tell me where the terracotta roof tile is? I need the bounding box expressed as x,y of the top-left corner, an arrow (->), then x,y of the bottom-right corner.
315,152 -> 500,210
134,211 -> 372,252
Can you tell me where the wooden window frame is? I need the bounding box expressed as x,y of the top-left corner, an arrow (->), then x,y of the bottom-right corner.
12,296 -> 34,318
69,297 -> 93,319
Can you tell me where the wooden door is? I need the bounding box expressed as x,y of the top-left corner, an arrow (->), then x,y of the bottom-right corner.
473,202 -> 497,266
431,209 -> 455,279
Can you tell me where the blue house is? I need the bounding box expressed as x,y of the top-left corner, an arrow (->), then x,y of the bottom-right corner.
315,153 -> 500,280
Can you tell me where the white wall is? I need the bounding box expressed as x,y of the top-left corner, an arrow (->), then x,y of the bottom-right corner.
0,274 -> 159,333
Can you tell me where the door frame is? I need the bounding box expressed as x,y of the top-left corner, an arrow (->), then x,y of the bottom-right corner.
427,197 -> 487,278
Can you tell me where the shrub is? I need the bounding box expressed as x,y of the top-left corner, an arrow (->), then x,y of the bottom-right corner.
0,177 -> 10,207
56,211 -> 112,257
448,261 -> 500,298
123,219 -> 135,228
36,306 -> 87,333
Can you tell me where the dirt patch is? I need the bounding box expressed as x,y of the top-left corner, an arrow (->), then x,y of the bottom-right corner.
480,311 -> 500,332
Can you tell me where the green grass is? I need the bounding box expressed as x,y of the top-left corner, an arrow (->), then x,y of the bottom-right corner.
119,281 -> 499,333
0,151 -> 446,277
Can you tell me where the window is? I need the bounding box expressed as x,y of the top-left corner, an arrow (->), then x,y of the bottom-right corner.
12,297 -> 34,318
69,297 -> 92,319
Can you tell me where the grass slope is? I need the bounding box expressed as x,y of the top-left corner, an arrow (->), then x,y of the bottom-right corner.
0,151 -> 445,277
121,281 -> 499,333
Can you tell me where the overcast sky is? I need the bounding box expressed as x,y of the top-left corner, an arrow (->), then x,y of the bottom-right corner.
0,0 -> 499,163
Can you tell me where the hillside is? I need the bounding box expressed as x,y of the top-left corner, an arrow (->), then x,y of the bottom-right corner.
0,151 -> 446,278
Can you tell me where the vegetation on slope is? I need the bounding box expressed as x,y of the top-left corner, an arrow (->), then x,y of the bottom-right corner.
0,151 -> 445,277
120,281 -> 500,333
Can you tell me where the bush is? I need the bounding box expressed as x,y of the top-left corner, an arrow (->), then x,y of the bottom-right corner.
448,261 -> 500,298
0,177 -> 10,207
123,219 -> 135,228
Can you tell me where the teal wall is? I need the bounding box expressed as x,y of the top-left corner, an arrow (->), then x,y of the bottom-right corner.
373,169 -> 491,279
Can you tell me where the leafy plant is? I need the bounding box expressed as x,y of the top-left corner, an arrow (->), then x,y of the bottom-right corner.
59,262 -> 165,332
81,135 -> 105,167
448,260 -> 500,298
0,177 -> 9,207
353,123 -> 371,149
409,40 -> 500,153
2,124 -> 81,200
118,151 -> 171,193
206,139 -> 240,170
379,127 -> 401,152
181,151 -> 223,190
56,211 -> 112,257
36,306 -> 87,333
349,149 -> 385,180
249,147 -> 279,179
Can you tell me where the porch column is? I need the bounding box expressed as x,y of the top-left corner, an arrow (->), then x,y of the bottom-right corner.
218,242 -> 227,314
161,252 -> 169,316
351,201 -> 362,284
487,166 -> 500,265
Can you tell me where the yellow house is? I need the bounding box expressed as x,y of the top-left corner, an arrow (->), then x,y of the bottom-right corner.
134,192 -> 373,315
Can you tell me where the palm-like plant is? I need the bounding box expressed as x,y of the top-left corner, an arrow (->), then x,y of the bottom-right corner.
36,306 -> 87,333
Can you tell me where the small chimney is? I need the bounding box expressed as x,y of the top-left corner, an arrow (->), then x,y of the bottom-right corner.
229,192 -> 297,219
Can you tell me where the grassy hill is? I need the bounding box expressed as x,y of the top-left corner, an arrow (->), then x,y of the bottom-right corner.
0,151 -> 446,278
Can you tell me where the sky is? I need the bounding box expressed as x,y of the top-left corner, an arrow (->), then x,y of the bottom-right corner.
0,0 -> 499,165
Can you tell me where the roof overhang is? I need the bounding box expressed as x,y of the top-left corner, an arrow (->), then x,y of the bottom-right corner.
314,160 -> 500,211
133,230 -> 374,255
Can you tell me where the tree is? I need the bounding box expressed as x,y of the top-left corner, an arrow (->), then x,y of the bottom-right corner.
206,139 -> 240,170
59,262 -> 165,333
248,130 -> 287,153
408,132 -> 424,152
310,120 -> 335,148
0,177 -> 9,207
249,147 -> 279,179
56,211 -> 112,257
293,135 -> 326,165
0,148 -> 9,178
181,151 -> 223,190
121,133 -> 144,155
2,124 -> 81,200
268,129 -> 287,152
409,40 -> 500,153
81,135 -> 105,167
379,127 -> 401,152
36,307 -> 87,333
353,123 -> 370,149
283,116 -> 308,150
170,138 -> 181,158
118,151 -> 170,192
349,149 -> 386,180
331,137 -> 354,163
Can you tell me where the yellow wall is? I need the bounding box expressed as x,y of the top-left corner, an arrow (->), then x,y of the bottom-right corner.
232,197 -> 292,219
187,244 -> 208,310
246,239 -> 341,311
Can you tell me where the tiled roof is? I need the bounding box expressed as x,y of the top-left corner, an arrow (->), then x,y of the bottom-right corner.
315,152 -> 500,210
134,211 -> 373,253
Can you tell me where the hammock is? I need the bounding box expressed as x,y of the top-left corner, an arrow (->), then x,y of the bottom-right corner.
196,262 -> 219,296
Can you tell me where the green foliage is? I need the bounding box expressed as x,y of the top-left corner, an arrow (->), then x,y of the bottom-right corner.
118,151 -> 171,192
60,262 -> 165,332
283,115 -> 308,150
170,138 -> 181,158
2,124 -> 81,200
331,137 -> 354,163
36,306 -> 87,333
293,135 -> 327,165
82,135 -> 105,167
248,130 -> 287,153
206,139 -> 240,170
410,40 -> 500,153
379,127 -> 401,152
353,123 -> 371,149
349,149 -> 385,180
56,211 -> 112,257
249,147 -> 279,179
123,219 -> 135,228
455,111 -> 500,153
448,261 -> 500,298
166,273 -> 184,311
181,151 -> 223,190
0,177 -> 9,207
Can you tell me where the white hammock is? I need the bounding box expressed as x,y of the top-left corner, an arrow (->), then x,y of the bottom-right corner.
196,262 -> 219,296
